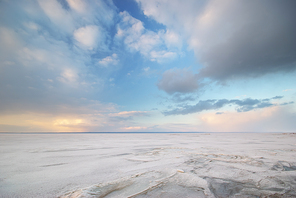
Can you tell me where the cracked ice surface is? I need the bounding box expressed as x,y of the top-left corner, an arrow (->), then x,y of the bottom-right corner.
0,133 -> 296,197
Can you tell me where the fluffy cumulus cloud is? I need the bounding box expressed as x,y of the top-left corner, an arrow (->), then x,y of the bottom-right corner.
115,11 -> 181,63
136,0 -> 296,81
98,54 -> 119,67
1,0 -> 176,132
163,96 -> 292,116
74,25 -> 104,50
0,0 -> 120,132
157,68 -> 199,94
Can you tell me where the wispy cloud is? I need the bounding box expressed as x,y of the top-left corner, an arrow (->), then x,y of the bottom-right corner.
98,54 -> 119,67
38,0 -> 75,34
283,89 -> 293,92
74,25 -> 104,50
0,0 -> 117,124
163,96 -> 288,115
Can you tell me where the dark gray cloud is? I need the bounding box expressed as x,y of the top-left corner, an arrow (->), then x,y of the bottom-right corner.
281,101 -> 295,106
272,96 -> 284,100
157,68 -> 199,94
198,0 -> 296,80
171,93 -> 196,103
163,96 -> 287,116
140,0 -> 296,92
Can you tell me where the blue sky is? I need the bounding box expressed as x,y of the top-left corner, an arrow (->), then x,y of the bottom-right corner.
0,0 -> 295,132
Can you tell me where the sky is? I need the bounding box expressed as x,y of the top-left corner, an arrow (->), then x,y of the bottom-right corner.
0,0 -> 295,132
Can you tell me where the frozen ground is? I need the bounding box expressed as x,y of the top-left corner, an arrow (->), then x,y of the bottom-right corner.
0,133 -> 296,198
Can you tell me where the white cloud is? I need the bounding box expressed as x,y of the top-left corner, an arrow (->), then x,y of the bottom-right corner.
150,50 -> 177,63
65,0 -> 116,27
98,54 -> 119,67
163,29 -> 182,50
60,68 -> 78,83
110,111 -> 149,117
135,0 -> 226,52
136,0 -> 202,33
115,11 -> 144,49
73,25 -> 104,50
116,11 -> 181,63
0,0 -> 121,133
66,0 -> 87,13
37,0 -> 74,34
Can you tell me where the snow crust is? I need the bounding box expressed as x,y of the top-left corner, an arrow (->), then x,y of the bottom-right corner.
0,133 -> 296,197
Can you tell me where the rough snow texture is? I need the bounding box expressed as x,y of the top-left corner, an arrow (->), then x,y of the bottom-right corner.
0,133 -> 296,197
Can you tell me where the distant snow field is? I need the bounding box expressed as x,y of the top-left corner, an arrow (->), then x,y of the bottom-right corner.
0,133 -> 296,197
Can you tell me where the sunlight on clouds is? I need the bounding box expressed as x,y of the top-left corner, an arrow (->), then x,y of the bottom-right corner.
0,114 -> 61,132
118,111 -> 148,116
0,102 -> 152,132
53,118 -> 84,126
109,111 -> 149,118
1,0 -> 295,133
136,0 -> 201,32
197,106 -> 294,132
124,126 -> 148,131
0,113 -> 97,132
197,3 -> 216,28
66,0 -> 87,13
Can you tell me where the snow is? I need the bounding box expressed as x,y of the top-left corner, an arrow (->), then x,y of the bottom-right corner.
0,133 -> 296,197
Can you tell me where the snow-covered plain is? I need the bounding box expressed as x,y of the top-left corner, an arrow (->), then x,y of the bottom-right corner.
0,133 -> 296,198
